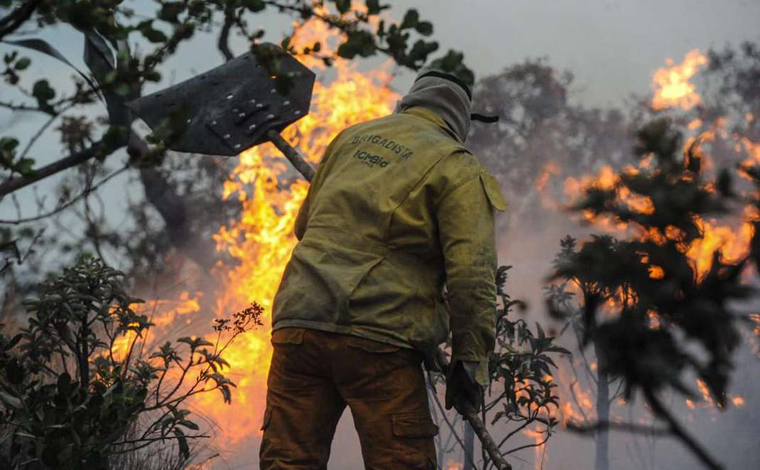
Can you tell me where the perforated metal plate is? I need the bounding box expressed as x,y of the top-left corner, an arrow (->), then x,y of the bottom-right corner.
126,43 -> 315,156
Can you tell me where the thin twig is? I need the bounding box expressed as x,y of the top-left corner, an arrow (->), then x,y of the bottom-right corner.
503,434 -> 550,456
19,101 -> 77,160
644,388 -> 724,470
0,0 -> 42,40
0,139 -> 114,197
567,420 -> 669,436
0,166 -> 127,224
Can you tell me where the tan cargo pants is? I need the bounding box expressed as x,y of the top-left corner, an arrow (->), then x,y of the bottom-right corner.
260,327 -> 439,470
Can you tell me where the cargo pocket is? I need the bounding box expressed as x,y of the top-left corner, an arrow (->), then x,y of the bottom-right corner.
271,327 -> 305,347
268,329 -> 308,391
392,412 -> 439,469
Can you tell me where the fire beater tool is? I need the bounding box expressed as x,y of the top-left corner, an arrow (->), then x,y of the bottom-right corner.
126,45 -> 511,470
126,43 -> 315,181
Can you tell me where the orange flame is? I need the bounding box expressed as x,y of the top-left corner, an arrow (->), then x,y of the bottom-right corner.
522,427 -> 548,470
651,50 -> 708,111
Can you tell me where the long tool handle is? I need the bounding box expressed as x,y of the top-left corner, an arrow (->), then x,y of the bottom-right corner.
267,130 -> 315,182
435,350 -> 512,470
271,132 -> 511,470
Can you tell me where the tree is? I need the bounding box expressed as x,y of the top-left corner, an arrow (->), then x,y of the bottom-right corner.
548,118 -> 759,470
545,235 -> 627,470
0,257 -> 262,469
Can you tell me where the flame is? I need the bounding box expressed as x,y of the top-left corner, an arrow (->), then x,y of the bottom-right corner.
651,50 -> 708,111
187,11 -> 400,444
685,217 -> 753,280
522,427 -> 548,470
108,295 -> 202,362
444,460 -> 463,470
535,161 -> 562,209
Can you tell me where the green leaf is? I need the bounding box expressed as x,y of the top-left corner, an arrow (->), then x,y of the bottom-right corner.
415,21 -> 433,36
4,51 -> 18,64
57,372 -> 72,397
174,428 -> 190,460
334,0 -> 351,14
0,137 -> 19,152
32,79 -> 56,101
179,419 -> 199,430
337,31 -> 377,59
0,391 -> 22,408
32,79 -> 56,110
14,57 -> 31,70
159,2 -> 186,22
366,0 -> 389,15
407,39 -> 439,65
16,158 -> 35,175
401,9 -> 419,29
243,0 -> 266,12
140,21 -> 168,43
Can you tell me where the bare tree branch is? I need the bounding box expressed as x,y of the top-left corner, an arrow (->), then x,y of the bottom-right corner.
644,388 -> 724,470
0,0 -> 42,40
567,420 -> 669,436
0,139 -> 115,197
0,166 -> 127,224
217,6 -> 235,62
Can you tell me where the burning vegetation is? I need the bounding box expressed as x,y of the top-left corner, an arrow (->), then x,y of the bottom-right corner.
1,2 -> 760,470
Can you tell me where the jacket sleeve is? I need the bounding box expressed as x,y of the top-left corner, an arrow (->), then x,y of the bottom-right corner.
293,132 -> 342,240
436,170 -> 505,386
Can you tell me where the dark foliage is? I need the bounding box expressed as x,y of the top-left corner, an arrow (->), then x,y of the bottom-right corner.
549,118 -> 760,470
0,258 -> 261,469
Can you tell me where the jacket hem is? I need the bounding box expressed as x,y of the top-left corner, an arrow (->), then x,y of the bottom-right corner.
273,319 -> 415,351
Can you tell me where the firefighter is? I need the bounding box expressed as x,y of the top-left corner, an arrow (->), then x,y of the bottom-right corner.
260,66 -> 506,470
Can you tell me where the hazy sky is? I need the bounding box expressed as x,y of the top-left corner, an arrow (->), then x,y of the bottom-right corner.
389,0 -> 760,107
1,0 -> 759,226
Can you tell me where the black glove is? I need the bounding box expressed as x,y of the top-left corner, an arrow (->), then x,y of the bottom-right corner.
445,361 -> 483,414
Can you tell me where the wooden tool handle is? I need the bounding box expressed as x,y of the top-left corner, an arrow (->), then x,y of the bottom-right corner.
267,130 -> 315,182
435,350 -> 512,470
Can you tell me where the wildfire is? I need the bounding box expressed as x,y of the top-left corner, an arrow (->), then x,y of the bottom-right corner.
685,379 -> 745,417
651,49 -> 708,111
109,295 -> 202,362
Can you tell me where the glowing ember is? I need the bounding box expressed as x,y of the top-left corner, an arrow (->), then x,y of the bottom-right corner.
651,49 -> 708,111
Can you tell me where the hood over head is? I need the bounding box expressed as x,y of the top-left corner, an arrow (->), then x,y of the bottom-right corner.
394,66 -> 472,142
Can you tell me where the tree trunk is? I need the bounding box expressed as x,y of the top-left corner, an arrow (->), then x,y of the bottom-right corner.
594,341 -> 610,470
138,167 -> 217,270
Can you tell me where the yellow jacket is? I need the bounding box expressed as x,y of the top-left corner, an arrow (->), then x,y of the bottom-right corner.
272,106 -> 506,385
